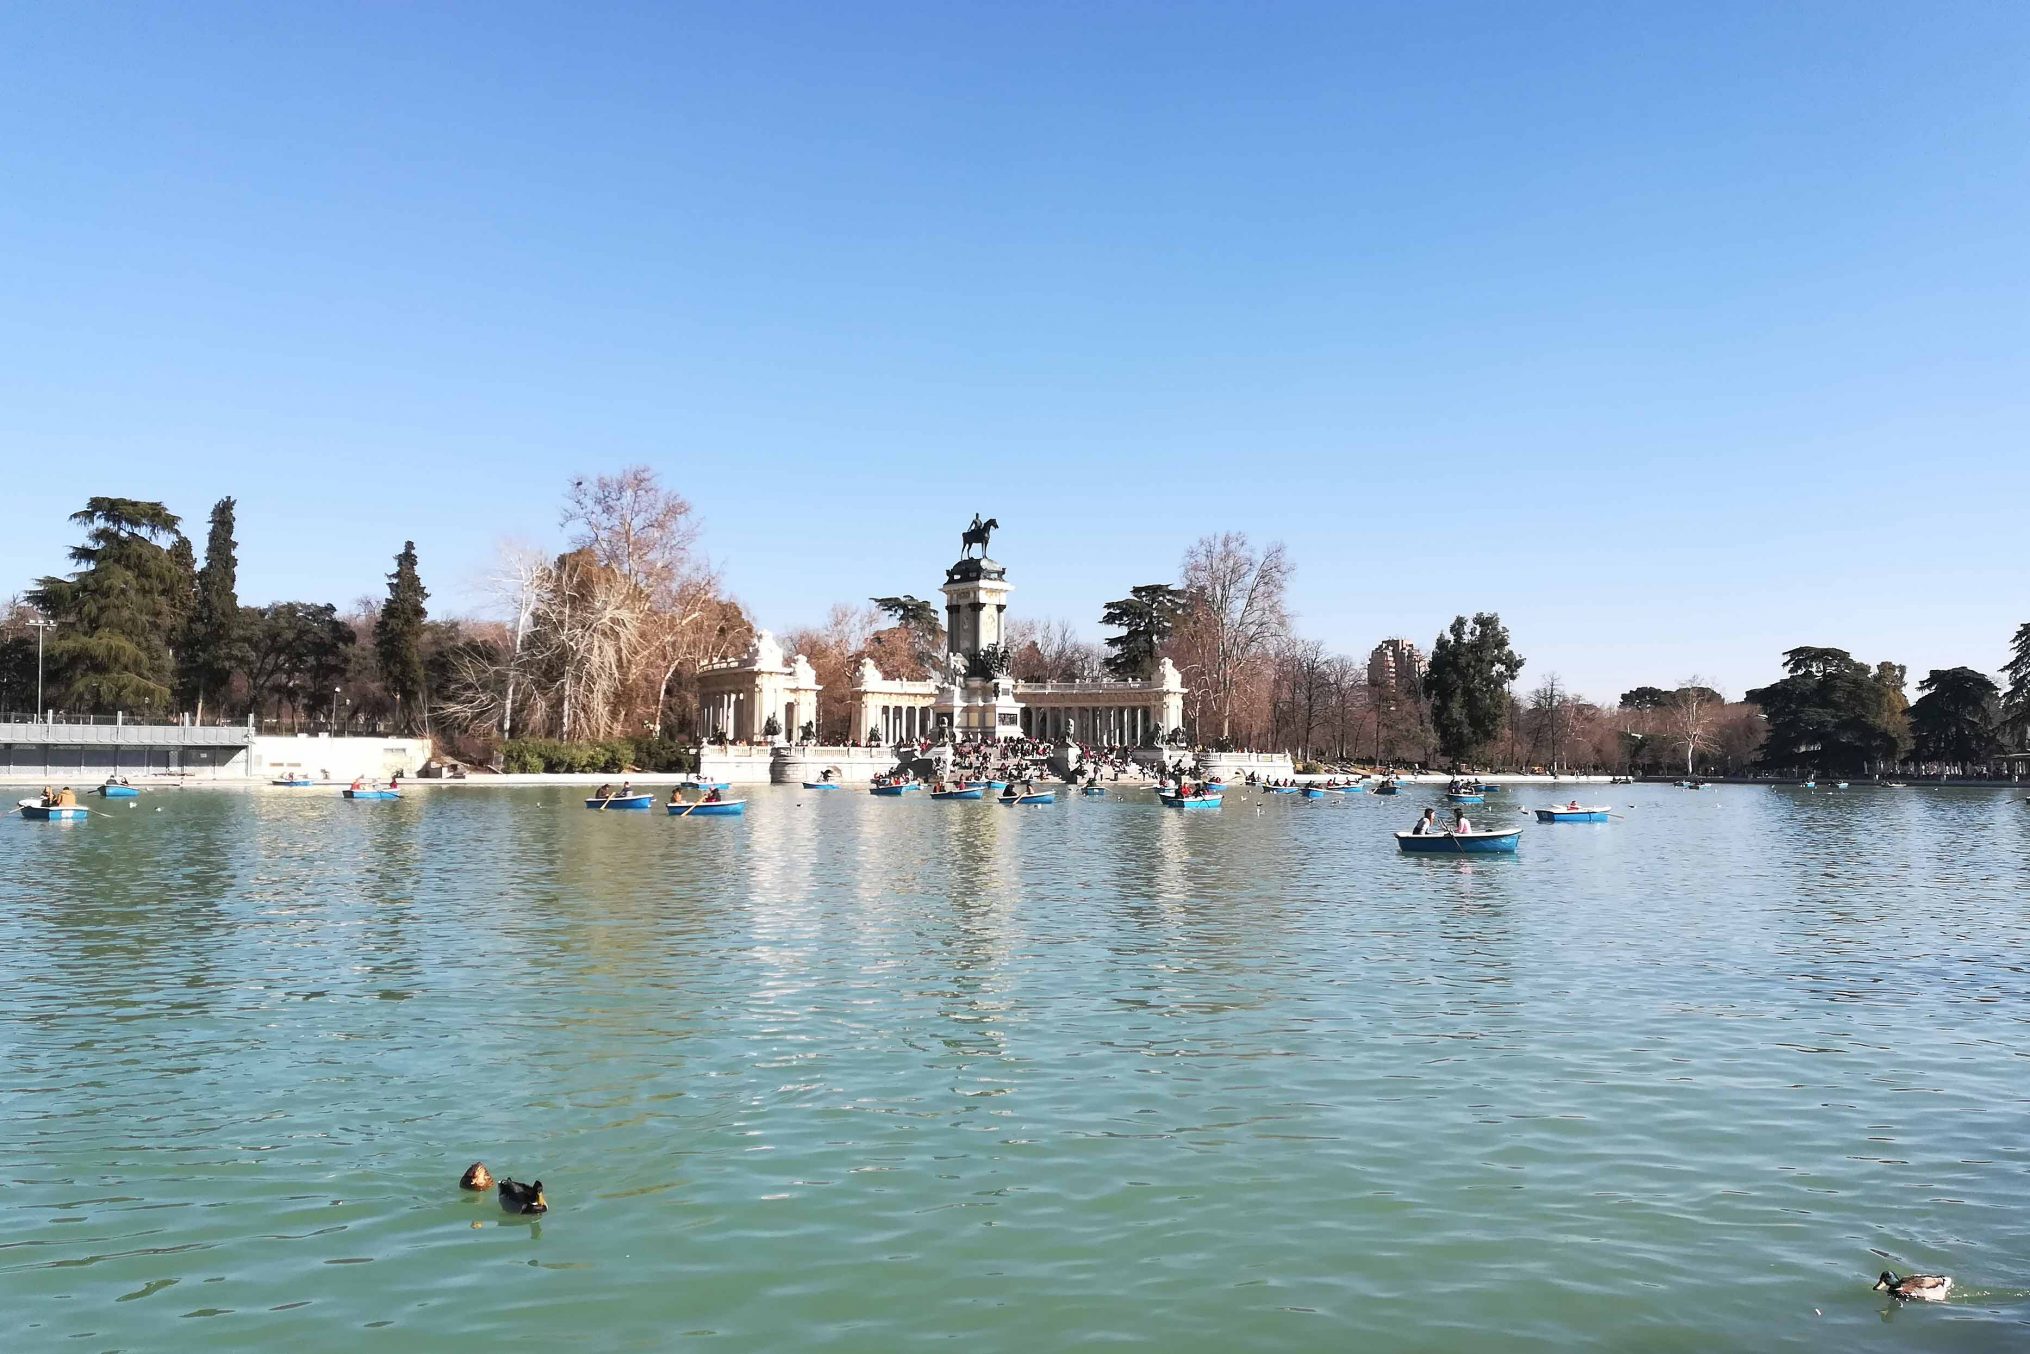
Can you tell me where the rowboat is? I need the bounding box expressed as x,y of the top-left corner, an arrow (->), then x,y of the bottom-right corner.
342,789 -> 402,801
1835,781 -> 1850,790
1445,792 -> 1484,804
270,777 -> 315,787
931,787 -> 984,800
18,798 -> 89,821
870,782 -> 919,796
1264,786 -> 1300,795
668,799 -> 746,816
95,785 -> 140,798
1081,786 -> 1106,796
584,793 -> 656,810
1372,782 -> 1401,796
1302,787 -> 1345,798
680,780 -> 730,792
801,781 -> 842,790
998,791 -> 1055,805
1800,780 -> 1815,789
1395,828 -> 1522,854
1159,793 -> 1221,810
1535,806 -> 1611,823
986,780 -> 1009,790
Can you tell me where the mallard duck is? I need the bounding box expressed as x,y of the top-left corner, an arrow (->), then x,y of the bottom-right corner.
459,1162 -> 494,1191
1874,1271 -> 1951,1301
497,1178 -> 548,1214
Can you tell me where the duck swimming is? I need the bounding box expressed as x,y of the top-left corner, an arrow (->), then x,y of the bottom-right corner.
1874,1271 -> 1952,1301
497,1178 -> 548,1214
459,1162 -> 494,1191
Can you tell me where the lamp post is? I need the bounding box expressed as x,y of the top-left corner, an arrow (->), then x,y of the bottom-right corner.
28,617 -> 56,721
332,687 -> 342,730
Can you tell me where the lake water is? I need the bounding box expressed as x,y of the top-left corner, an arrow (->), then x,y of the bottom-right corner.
5,782 -> 2028,1351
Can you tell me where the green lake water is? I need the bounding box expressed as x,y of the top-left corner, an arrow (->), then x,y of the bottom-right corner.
4,782 -> 2028,1351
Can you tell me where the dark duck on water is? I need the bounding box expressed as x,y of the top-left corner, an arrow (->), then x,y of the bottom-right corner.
1874,1271 -> 1952,1302
497,1178 -> 548,1214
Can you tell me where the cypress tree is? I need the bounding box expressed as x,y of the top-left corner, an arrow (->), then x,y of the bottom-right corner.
2003,622 -> 2030,749
179,496 -> 244,718
374,540 -> 430,734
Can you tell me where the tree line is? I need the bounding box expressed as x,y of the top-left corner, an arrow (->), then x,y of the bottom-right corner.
17,479 -> 2020,773
4,496 -> 441,736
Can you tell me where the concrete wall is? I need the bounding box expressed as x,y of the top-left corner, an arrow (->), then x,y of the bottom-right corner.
695,746 -> 779,785
248,735 -> 433,783
1198,750 -> 1297,781
769,744 -> 903,785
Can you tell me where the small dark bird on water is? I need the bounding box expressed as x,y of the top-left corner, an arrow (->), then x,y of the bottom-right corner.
497,1178 -> 548,1214
459,1162 -> 494,1191
1874,1271 -> 1952,1301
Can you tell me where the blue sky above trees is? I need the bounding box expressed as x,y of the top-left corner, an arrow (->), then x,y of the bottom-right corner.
5,3 -> 2026,701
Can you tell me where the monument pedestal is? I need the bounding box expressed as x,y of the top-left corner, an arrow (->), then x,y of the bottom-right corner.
937,675 -> 1023,740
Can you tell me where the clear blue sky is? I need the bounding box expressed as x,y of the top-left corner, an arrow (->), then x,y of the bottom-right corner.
5,2 -> 2025,702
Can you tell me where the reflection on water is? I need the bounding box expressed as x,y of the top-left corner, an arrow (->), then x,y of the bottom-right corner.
3,782 -> 2028,1350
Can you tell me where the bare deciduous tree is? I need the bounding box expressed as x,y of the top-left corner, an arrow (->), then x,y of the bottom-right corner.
1175,533 -> 1291,743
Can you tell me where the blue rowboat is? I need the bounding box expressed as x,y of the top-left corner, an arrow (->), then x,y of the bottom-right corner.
1835,781 -> 1850,790
1799,780 -> 1815,790
1535,806 -> 1611,823
18,798 -> 89,821
95,785 -> 140,798
870,783 -> 919,796
1372,782 -> 1401,796
931,787 -> 984,800
1081,786 -> 1106,797
1160,794 -> 1221,810
1445,792 -> 1484,804
801,781 -> 842,790
1302,787 -> 1346,799
1396,828 -> 1522,855
669,799 -> 746,816
271,777 -> 315,787
986,780 -> 1009,790
680,780 -> 730,792
585,793 -> 656,810
1264,786 -> 1300,795
342,789 -> 402,800
999,791 -> 1055,805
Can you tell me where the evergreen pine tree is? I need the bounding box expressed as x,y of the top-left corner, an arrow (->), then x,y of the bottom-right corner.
27,498 -> 187,712
1422,612 -> 1525,765
374,540 -> 430,734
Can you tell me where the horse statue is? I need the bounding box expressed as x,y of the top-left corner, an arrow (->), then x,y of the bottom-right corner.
961,514 -> 998,558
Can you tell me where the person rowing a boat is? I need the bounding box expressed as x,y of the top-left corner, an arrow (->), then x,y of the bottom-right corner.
593,782 -> 613,801
1000,782 -> 1019,801
1411,807 -> 1438,835
703,787 -> 723,803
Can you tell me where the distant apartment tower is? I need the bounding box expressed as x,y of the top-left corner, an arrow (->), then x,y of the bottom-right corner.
1367,638 -> 1426,693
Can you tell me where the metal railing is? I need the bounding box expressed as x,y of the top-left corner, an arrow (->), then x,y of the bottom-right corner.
0,710 -> 256,729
